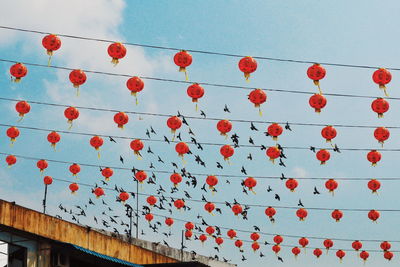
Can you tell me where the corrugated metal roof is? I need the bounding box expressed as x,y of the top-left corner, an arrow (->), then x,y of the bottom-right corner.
71,244 -> 143,267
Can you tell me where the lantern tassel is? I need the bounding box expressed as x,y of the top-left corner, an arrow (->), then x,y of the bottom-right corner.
47,55 -> 53,67
67,120 -> 73,130
135,151 -> 142,160
97,151 -> 101,159
17,116 -> 24,123
51,143 -> 56,151
111,58 -> 119,66
314,80 -> 322,95
244,73 -> 250,82
380,84 -> 389,97
258,107 -> 262,116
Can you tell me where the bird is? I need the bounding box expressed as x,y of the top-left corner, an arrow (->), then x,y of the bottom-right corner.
149,162 -> 155,169
247,153 -> 253,160
163,136 -> 170,144
310,146 -> 316,152
279,158 -> 286,167
280,173 -> 287,180
216,162 -> 223,169
109,136 -> 116,143
253,225 -> 260,231
216,208 -> 222,214
298,199 -> 304,207
259,252 -> 265,257
157,156 -> 164,163
260,145 -> 266,150
278,256 -> 284,262
145,129 -> 150,138
267,185 -> 273,192
172,162 -> 178,168
147,147 -> 154,154
223,104 -> 230,113
334,144 -> 341,153
201,184 -> 207,192
275,194 -> 281,201
241,255 -> 247,261
285,122 -> 292,131
176,132 -> 182,141
313,186 -> 320,195
88,198 -> 95,205
150,126 -> 156,134
119,156 -> 124,164
213,247 -> 220,252
182,117 -> 189,126
249,137 -> 254,145
200,110 -> 206,118
241,166 -> 247,175
188,128 -> 195,136
250,122 -> 258,131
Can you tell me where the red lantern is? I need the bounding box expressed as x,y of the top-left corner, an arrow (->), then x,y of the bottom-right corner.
145,213 -> 154,223
206,175 -> 218,190
69,69 -> 87,92
199,234 -> 207,243
15,101 -> 30,119
126,76 -> 144,104
167,116 -> 182,136
215,237 -> 224,246
325,179 -> 338,194
47,131 -> 61,149
244,177 -> 257,193
130,139 -> 144,158
309,94 -> 327,113
174,199 -> 185,210
265,206 -> 276,221
101,167 -> 113,181
43,176 -> 53,185
69,163 -> 81,177
107,42 -> 127,65
146,195 -> 157,206
250,232 -> 260,242
374,127 -> 390,145
336,250 -> 345,261
232,204 -> 243,216
384,251 -> 394,261
373,68 -> 392,96
170,173 -> 182,187
90,136 -> 104,158
307,64 -> 326,94
292,247 -> 301,257
368,209 -> 380,222
273,235 -> 283,245
316,149 -> 330,165
321,126 -> 337,142
119,192 -> 129,203
352,240 -> 362,251
285,178 -> 298,192
206,226 -> 215,236
313,248 -> 322,258
6,155 -> 16,167
371,98 -> 389,118
216,120 -> 232,137
42,34 -> 61,57
174,50 -> 192,80
234,240 -> 243,249
6,126 -> 20,144
367,179 -> 381,193
227,229 -> 237,239
251,242 -> 260,252
187,83 -> 204,104
37,159 -> 48,173
69,183 -> 79,194
367,150 -> 381,166
64,107 -> 79,128
220,145 -> 234,161
165,217 -> 174,227
185,230 -> 193,239
204,202 -> 215,216
238,56 -> 257,81
331,209 -> 343,222
175,142 -> 189,158
296,208 -> 308,221
10,63 -> 27,82
272,244 -> 281,254
381,241 -> 391,251
185,222 -> 194,231
114,112 -> 129,129
135,170 -> 147,183
249,89 -> 267,115
323,239 -> 333,251
266,146 -> 280,163
299,237 -> 309,248
360,251 -> 369,262
267,123 -> 283,141
93,187 -> 104,198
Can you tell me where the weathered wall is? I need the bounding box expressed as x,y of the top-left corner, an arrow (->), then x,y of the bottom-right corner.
0,200 -> 177,265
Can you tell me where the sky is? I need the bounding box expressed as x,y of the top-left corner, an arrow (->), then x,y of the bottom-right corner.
1,1 -> 400,266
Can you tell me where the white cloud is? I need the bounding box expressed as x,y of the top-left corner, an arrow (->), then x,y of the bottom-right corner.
292,166 -> 308,178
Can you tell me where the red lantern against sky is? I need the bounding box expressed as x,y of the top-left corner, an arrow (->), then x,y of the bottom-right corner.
244,177 -> 257,193
368,209 -> 380,222
232,204 -> 243,216
316,149 -> 330,165
272,245 -> 281,254
266,146 -> 280,163
15,101 -> 30,120
146,195 -> 157,206
285,178 -> 298,192
47,131 -> 61,150
175,142 -> 189,159
336,250 -> 345,261
167,116 -> 182,138
6,155 -> 17,167
216,120 -> 232,137
227,229 -> 237,239
69,69 -> 87,94
384,251 -> 394,261
215,237 -> 224,246
238,56 -> 257,81
126,76 -> 144,105
69,183 -> 79,194
10,63 -> 27,82
107,42 -> 127,65
372,68 -> 392,96
250,232 -> 260,242
251,242 -> 260,252
205,226 -> 215,236
36,159 -> 48,174
64,107 -> 79,129
313,248 -> 322,258
307,64 -> 326,94
323,239 -> 333,251
360,251 -> 369,262
265,207 -> 276,222
199,234 -> 207,243
174,50 -> 192,80
174,199 -> 185,210
325,179 -> 338,195
165,217 -> 174,227
206,175 -> 218,190
130,139 -> 144,158
296,208 -> 308,221
371,98 -> 389,118
42,34 -> 61,62
114,112 -> 129,129
69,163 -> 81,177
170,173 -> 182,187
119,192 -> 129,203
145,213 -> 154,223
248,89 -> 267,115
331,209 -> 343,222
185,230 -> 193,239
352,240 -> 362,251
380,241 -> 391,251
43,176 -> 53,185
6,126 -> 19,145
292,247 -> 301,257
367,150 -> 381,166
220,145 -> 234,161
135,170 -> 147,183
273,235 -> 283,244
299,237 -> 309,248
101,167 -> 114,181
367,179 -> 381,194
234,240 -> 243,249
187,83 -> 204,110
374,127 -> 390,146
204,202 -> 215,214
90,136 -> 104,158
321,126 -> 337,142
185,222 -> 194,231
309,94 -> 327,113
267,123 -> 283,141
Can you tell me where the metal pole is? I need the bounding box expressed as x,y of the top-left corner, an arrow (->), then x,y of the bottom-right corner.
42,184 -> 48,214
180,230 -> 184,261
129,208 -> 133,241
136,180 -> 139,239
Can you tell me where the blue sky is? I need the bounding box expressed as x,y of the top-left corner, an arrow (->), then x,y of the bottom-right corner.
1,1 -> 400,266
